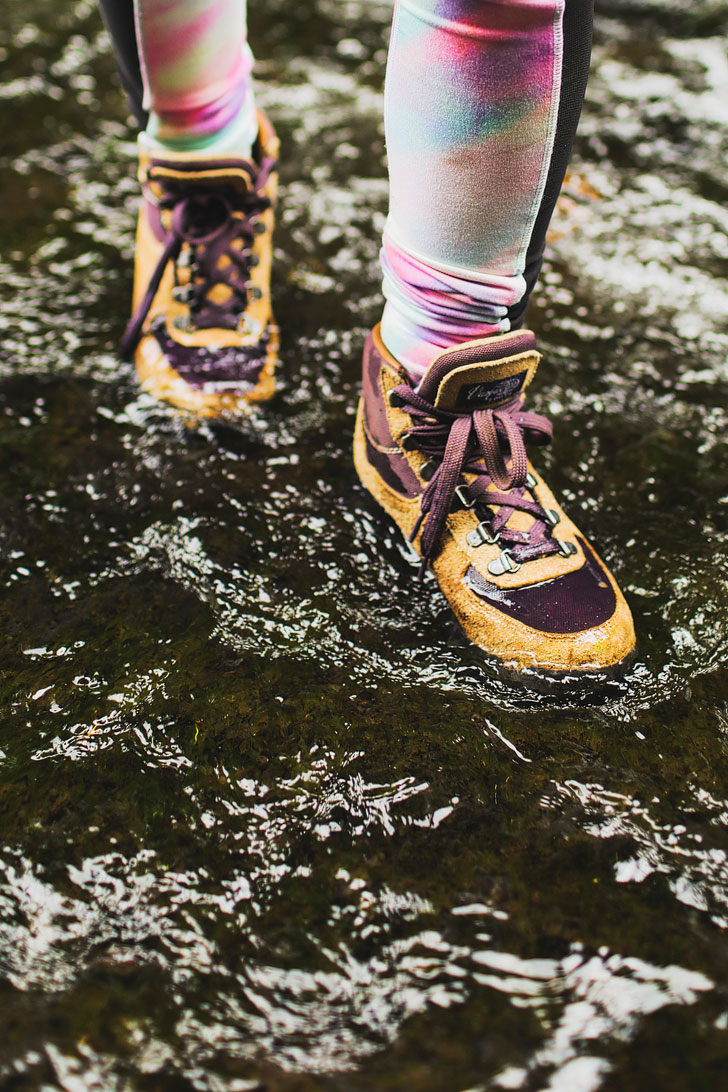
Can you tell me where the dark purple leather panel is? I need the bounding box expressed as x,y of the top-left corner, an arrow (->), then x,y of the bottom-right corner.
152,318 -> 265,389
144,196 -> 166,244
361,334 -> 421,497
361,334 -> 397,447
463,538 -> 617,634
364,433 -> 422,499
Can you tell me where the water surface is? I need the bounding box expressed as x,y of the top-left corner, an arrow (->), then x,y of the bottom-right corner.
2,1 -> 728,1089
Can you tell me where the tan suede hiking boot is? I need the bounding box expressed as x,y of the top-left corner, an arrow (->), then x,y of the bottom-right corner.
354,325 -> 636,675
121,110 -> 279,417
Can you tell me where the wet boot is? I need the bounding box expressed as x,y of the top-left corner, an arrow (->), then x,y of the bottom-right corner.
354,325 -> 636,675
122,110 -> 279,417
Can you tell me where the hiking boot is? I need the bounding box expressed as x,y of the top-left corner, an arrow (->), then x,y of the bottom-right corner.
353,325 -> 636,675
121,110 -> 279,416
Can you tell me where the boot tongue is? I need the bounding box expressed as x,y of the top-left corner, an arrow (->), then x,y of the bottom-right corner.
146,156 -> 257,197
417,330 -> 541,412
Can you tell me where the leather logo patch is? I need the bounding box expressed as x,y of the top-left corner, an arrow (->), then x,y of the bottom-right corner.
455,369 -> 527,409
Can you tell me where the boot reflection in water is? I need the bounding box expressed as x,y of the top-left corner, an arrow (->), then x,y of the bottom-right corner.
100,0 -> 635,675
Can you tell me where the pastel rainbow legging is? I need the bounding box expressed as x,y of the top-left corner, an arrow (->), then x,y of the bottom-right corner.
108,0 -> 592,376
132,0 -> 255,145
383,0 -> 586,376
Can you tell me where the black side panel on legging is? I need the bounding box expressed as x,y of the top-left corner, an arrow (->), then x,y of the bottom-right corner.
507,0 -> 594,329
98,0 -> 147,127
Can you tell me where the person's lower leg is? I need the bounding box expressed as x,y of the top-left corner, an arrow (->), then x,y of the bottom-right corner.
132,0 -> 257,152
380,0 -> 593,380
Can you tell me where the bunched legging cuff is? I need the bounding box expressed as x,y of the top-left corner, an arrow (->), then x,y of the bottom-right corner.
99,0 -> 592,375
99,0 -> 256,148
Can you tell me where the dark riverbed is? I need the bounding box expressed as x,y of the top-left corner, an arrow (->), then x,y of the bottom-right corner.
2,1 -> 728,1088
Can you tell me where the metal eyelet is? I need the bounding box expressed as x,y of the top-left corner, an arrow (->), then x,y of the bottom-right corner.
556,539 -> 577,558
400,432 -> 418,452
172,285 -> 192,303
388,389 -> 405,408
454,484 -> 475,509
545,509 -> 560,527
420,460 -> 437,482
253,220 -> 267,235
526,472 -> 537,489
172,315 -> 192,332
488,550 -> 521,576
247,285 -> 263,301
249,254 -> 260,267
239,314 -> 263,337
467,521 -> 500,548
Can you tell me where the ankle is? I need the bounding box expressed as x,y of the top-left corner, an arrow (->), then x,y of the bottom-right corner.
379,303 -> 505,384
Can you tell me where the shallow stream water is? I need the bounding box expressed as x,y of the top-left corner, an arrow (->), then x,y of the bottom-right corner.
2,1 -> 728,1088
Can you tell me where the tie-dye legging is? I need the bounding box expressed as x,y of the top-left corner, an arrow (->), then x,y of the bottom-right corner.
99,0 -> 257,146
99,0 -> 593,376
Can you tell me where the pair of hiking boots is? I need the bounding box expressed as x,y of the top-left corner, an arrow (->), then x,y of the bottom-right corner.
122,112 -> 636,677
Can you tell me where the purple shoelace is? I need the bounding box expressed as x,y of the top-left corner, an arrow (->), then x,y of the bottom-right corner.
390,380 -> 569,578
121,155 -> 275,359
